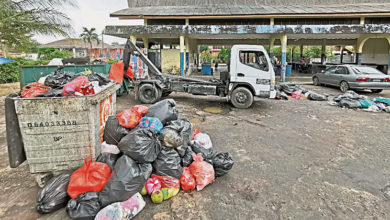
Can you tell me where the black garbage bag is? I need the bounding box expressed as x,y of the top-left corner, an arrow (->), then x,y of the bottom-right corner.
175,144 -> 188,158
181,146 -> 195,167
191,142 -> 216,165
153,148 -> 183,179
86,73 -> 110,86
45,71 -> 80,89
66,192 -> 100,220
169,118 -> 193,146
306,91 -> 328,101
103,116 -> 130,145
36,174 -> 71,214
159,125 -> 184,148
96,153 -> 119,171
118,128 -> 161,163
339,99 -> 362,109
280,83 -> 308,95
36,89 -> 63,97
212,152 -> 234,177
276,90 -> 288,100
99,155 -> 152,207
146,99 -> 179,124
333,90 -> 368,102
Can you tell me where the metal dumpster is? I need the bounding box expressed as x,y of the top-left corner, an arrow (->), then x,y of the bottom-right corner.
7,83 -> 119,173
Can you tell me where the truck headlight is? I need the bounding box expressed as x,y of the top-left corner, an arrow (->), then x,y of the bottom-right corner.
271,80 -> 276,85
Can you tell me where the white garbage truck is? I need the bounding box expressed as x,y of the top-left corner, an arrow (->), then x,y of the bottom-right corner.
124,40 -> 276,108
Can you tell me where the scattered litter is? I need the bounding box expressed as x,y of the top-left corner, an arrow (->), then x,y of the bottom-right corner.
330,90 -> 390,113
275,83 -> 327,101
203,107 -> 223,114
212,152 -> 234,177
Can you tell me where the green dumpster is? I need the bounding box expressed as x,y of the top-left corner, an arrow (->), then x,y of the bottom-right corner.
19,64 -> 112,88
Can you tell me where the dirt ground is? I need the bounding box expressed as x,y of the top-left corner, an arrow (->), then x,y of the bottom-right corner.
1,83 -> 390,220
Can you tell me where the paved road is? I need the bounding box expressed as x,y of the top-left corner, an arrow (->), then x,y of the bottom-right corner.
1,85 -> 390,220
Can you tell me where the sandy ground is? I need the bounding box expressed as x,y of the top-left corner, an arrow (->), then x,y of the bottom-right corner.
1,83 -> 390,220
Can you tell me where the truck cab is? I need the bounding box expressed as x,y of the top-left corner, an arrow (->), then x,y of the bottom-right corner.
226,45 -> 276,108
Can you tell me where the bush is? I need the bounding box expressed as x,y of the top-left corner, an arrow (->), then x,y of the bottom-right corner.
0,58 -> 50,83
38,47 -> 73,60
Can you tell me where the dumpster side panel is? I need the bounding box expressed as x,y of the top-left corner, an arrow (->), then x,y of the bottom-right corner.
14,84 -> 117,173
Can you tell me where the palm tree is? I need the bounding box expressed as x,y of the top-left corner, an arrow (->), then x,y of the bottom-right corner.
80,27 -> 100,56
0,0 -> 76,56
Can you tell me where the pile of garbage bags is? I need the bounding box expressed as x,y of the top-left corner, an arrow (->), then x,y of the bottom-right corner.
275,83 -> 328,101
329,90 -> 390,113
20,67 -> 111,98
36,99 -> 234,219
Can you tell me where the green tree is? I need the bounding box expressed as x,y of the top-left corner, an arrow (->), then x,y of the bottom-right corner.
217,48 -> 231,63
0,0 -> 75,56
200,45 -> 209,52
80,27 -> 100,56
38,47 -> 73,59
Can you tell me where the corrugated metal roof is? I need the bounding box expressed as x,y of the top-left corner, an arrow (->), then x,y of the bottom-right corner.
112,3 -> 390,17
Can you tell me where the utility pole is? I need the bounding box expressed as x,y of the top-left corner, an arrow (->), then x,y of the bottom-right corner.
101,32 -> 104,57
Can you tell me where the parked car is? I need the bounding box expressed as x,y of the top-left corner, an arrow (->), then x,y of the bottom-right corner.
312,65 -> 390,93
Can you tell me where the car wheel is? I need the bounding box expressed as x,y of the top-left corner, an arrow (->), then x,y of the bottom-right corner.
138,83 -> 161,104
230,87 -> 254,109
313,77 -> 320,86
339,81 -> 350,93
371,89 -> 383,93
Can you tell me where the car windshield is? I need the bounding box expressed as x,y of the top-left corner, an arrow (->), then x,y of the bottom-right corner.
352,66 -> 384,75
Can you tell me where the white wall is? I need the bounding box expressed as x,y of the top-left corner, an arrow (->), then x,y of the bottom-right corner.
362,38 -> 389,65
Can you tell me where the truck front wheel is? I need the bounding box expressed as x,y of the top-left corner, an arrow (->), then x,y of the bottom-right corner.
138,83 -> 161,104
230,87 -> 254,109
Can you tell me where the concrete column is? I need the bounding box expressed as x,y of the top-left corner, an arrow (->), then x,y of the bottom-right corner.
72,48 -> 76,57
269,37 -> 275,59
281,35 -> 287,82
360,17 -> 365,25
144,19 -> 148,25
185,18 -> 189,26
130,35 -> 137,44
270,18 -> 275,25
340,45 -> 345,64
185,37 -> 190,75
356,36 -> 369,65
387,37 -> 390,74
321,39 -> 326,65
180,35 -> 185,76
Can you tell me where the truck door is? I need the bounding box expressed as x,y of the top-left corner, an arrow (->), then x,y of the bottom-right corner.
234,50 -> 271,96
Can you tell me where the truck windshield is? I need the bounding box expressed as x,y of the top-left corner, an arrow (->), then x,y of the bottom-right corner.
239,51 -> 269,71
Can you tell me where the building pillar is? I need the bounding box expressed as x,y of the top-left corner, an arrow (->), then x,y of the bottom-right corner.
180,35 -> 185,76
387,37 -> 390,74
185,37 -> 190,75
356,36 -> 369,65
269,37 -> 275,59
270,18 -> 275,25
321,39 -> 326,65
72,48 -> 76,57
185,18 -> 189,26
340,45 -> 345,64
130,35 -> 137,44
144,19 -> 148,25
281,35 -> 287,82
360,17 -> 365,25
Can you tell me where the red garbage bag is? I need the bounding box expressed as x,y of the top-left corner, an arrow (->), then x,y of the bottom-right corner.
108,61 -> 134,85
151,174 -> 180,189
63,76 -> 94,97
67,156 -> 111,199
145,177 -> 161,195
180,167 -> 195,191
116,105 -> 148,129
189,153 -> 214,191
21,82 -> 50,98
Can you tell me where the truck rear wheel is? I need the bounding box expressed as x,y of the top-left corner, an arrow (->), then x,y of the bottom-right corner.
138,83 -> 161,104
230,87 -> 254,109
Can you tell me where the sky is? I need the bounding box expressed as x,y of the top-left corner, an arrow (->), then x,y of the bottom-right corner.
32,0 -> 143,45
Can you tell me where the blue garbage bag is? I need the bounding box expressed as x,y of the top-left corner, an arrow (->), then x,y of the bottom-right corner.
139,117 -> 163,133
358,99 -> 377,108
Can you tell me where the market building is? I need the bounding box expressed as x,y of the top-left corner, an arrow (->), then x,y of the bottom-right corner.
105,0 -> 390,79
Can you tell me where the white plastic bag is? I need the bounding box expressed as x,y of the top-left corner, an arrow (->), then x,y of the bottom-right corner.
194,133 -> 212,149
94,193 -> 145,220
101,141 -> 120,154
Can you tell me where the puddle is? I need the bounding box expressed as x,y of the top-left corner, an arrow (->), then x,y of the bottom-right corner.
203,107 -> 223,114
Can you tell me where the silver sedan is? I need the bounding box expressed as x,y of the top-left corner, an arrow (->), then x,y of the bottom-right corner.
312,65 -> 390,93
